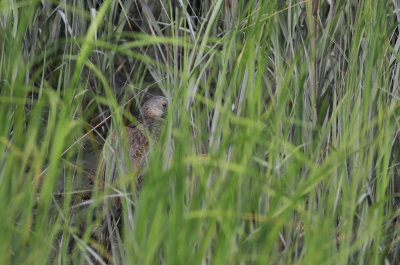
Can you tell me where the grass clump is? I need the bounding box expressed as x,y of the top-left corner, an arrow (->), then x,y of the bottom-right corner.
1,0 -> 400,264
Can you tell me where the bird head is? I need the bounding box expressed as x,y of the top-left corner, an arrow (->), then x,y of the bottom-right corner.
141,96 -> 168,120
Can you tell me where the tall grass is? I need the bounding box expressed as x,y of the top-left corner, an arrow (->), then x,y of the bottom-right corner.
1,0 -> 400,264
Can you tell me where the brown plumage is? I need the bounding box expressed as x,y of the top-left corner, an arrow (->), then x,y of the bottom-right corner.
97,96 -> 168,257
100,96 -> 168,188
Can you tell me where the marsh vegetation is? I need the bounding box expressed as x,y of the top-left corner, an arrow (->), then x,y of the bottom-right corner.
1,0 -> 400,264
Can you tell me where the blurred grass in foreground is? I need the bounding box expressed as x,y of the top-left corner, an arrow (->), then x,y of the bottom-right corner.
1,0 -> 400,264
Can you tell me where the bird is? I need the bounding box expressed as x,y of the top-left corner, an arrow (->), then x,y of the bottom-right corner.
96,95 -> 168,258
99,95 -> 168,191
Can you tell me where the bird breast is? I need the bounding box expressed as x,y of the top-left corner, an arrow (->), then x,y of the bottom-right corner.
126,126 -> 149,170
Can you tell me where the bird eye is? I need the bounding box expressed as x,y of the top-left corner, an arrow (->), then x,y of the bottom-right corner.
162,102 -> 167,108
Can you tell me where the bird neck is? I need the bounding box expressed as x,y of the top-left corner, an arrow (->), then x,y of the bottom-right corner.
137,116 -> 164,137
